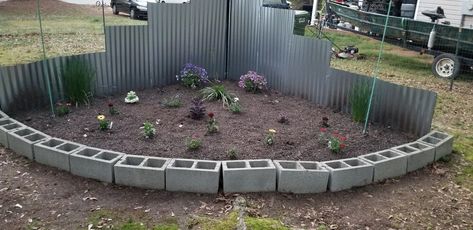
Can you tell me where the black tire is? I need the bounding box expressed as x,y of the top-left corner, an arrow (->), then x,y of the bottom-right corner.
112,4 -> 119,15
130,8 -> 137,19
432,53 -> 461,79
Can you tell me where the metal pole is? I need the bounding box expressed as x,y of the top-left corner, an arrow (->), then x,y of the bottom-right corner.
36,0 -> 55,116
310,0 -> 319,26
102,0 -> 106,36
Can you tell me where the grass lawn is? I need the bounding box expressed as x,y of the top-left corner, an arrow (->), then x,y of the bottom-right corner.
306,27 -> 473,189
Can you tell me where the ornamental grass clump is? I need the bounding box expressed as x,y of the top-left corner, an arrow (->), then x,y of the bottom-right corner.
238,71 -> 267,93
350,82 -> 371,123
141,121 -> 156,139
177,63 -> 209,89
200,84 -> 235,107
63,58 -> 94,106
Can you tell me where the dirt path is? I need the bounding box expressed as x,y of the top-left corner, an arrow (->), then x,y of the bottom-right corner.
1,147 -> 472,229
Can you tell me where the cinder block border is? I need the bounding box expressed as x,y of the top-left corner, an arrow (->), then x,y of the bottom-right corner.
115,155 -> 171,190
0,110 -> 454,195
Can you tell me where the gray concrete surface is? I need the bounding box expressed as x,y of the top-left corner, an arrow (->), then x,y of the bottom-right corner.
222,159 -> 276,193
34,138 -> 84,172
322,158 -> 374,192
0,118 -> 24,148
392,141 -> 435,172
274,160 -> 329,194
70,147 -> 124,183
419,131 -> 454,161
114,155 -> 171,189
166,158 -> 221,194
7,128 -> 49,159
359,150 -> 407,182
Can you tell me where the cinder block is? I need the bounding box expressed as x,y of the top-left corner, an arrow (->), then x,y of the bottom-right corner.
274,160 -> 329,194
359,150 -> 407,182
0,110 -> 8,119
114,155 -> 170,189
7,128 -> 49,159
70,147 -> 124,183
222,159 -> 276,193
392,141 -> 435,172
33,138 -> 84,171
322,158 -> 373,192
166,159 -> 221,194
418,131 -> 454,161
0,119 -> 25,148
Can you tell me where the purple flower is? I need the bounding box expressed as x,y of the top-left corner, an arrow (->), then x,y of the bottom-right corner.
238,71 -> 267,93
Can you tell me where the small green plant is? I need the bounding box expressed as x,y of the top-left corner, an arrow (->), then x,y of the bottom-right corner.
189,98 -> 206,120
350,82 -> 371,123
186,136 -> 202,151
55,102 -> 71,117
162,95 -> 182,108
108,102 -> 119,115
206,112 -> 219,134
228,98 -> 242,113
227,148 -> 238,160
97,114 -> 110,131
63,58 -> 95,106
264,129 -> 276,146
201,84 -> 234,107
141,121 -> 156,139
320,128 -> 347,153
125,91 -> 139,104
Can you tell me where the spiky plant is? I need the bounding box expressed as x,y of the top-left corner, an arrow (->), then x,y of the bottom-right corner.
189,98 -> 206,120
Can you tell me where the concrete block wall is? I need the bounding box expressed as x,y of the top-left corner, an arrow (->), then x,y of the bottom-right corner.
70,147 -> 124,183
274,160 -> 329,194
0,110 -> 7,120
34,138 -> 84,172
115,155 -> 170,190
0,118 -> 25,148
166,159 -> 221,194
7,127 -> 49,159
222,159 -> 276,193
0,108 -> 454,194
419,131 -> 454,161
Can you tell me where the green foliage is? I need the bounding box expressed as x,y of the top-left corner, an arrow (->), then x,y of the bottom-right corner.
162,95 -> 182,108
97,115 -> 109,131
227,148 -> 238,160
120,220 -> 146,230
245,216 -> 289,230
63,58 -> 94,106
55,102 -> 71,117
264,129 -> 277,146
229,102 -> 242,114
349,82 -> 371,123
153,223 -> 179,230
207,117 -> 219,134
201,84 -> 234,107
141,121 -> 156,139
189,98 -> 206,120
186,138 -> 202,151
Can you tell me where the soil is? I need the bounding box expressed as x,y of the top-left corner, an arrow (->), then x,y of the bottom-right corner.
14,81 -> 414,161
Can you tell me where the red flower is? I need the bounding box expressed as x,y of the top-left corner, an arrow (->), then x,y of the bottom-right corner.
208,112 -> 214,118
320,128 -> 327,132
340,144 -> 346,149
108,102 -> 114,107
340,136 -> 347,141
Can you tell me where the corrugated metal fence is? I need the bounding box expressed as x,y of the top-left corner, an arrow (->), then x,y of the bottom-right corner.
0,0 -> 436,136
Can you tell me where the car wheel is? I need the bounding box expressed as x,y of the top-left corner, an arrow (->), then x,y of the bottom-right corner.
112,5 -> 119,15
432,53 -> 461,79
130,8 -> 137,19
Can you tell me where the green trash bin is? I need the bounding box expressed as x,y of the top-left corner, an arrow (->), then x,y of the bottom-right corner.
294,10 -> 310,36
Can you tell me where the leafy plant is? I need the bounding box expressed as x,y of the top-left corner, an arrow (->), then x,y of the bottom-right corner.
63,58 -> 95,106
186,136 -> 202,151
238,71 -> 267,93
319,128 -> 347,153
177,63 -> 209,89
108,102 -> 119,116
125,91 -> 139,104
56,102 -> 71,117
162,95 -> 182,108
201,84 -> 234,107
141,121 -> 156,139
264,129 -> 276,146
97,114 -> 109,131
206,112 -> 219,134
350,82 -> 371,123
189,98 -> 206,120
227,148 -> 238,160
228,101 -> 242,114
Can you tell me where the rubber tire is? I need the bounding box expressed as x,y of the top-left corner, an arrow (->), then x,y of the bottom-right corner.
432,53 -> 461,79
112,5 -> 119,15
130,8 -> 137,20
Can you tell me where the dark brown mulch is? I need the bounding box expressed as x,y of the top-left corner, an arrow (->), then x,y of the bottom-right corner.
14,81 -> 414,161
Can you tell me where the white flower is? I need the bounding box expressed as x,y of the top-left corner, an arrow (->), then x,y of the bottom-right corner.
234,97 -> 239,102
83,134 -> 88,138
328,141 -> 332,149
156,119 -> 161,125
178,124 -> 183,128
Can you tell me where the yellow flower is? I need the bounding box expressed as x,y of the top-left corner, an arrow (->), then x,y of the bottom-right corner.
97,115 -> 106,121
268,129 -> 276,133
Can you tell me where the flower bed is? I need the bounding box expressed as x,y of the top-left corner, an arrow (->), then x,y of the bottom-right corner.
14,81 -> 413,161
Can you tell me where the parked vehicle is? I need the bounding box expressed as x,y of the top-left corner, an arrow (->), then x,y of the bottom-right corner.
111,0 -> 188,19
263,0 -> 290,9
